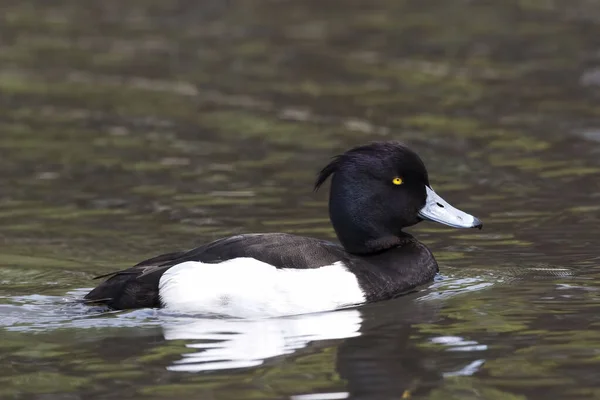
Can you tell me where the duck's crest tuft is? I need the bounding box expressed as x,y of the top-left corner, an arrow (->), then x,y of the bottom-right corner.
314,156 -> 343,192
314,141 -> 410,192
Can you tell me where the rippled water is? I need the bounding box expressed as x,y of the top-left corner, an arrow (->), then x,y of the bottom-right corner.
2,0 -> 600,399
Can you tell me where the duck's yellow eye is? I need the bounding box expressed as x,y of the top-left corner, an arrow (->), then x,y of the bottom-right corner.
392,177 -> 403,185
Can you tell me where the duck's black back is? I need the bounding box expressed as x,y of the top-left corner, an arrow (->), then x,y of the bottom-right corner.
84,233 -> 438,310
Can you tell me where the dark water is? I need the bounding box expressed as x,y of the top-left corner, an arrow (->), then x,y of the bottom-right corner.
2,0 -> 600,398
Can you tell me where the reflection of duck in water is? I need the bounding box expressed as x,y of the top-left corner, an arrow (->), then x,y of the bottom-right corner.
85,142 -> 482,317
159,293 -> 487,398
162,309 -> 363,372
335,296 -> 487,400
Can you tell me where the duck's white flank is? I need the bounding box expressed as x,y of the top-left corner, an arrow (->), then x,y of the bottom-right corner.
158,258 -> 366,318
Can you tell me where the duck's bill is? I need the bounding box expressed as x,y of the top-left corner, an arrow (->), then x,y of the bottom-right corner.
418,186 -> 482,229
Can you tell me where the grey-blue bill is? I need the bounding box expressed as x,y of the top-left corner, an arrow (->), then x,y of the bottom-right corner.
418,186 -> 483,229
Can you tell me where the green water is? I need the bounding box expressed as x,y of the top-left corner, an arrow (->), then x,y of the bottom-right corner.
2,0 -> 600,399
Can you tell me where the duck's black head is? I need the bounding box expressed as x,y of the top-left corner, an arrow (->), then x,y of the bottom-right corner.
315,141 -> 482,254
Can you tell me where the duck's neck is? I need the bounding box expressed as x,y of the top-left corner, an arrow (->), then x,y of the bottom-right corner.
339,232 -> 415,255
328,197 -> 414,254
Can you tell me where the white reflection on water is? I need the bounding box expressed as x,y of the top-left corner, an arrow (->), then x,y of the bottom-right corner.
162,309 -> 363,372
1,291 -> 364,372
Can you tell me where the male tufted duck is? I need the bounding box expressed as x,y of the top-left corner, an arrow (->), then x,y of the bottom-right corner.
84,142 -> 482,317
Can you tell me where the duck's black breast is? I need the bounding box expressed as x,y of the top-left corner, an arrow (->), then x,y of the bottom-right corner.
84,233 -> 438,310
346,236 -> 439,302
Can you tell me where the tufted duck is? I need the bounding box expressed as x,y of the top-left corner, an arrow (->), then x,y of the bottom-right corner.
84,142 -> 482,317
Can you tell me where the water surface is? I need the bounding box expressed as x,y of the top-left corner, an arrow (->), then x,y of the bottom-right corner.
2,0 -> 600,399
